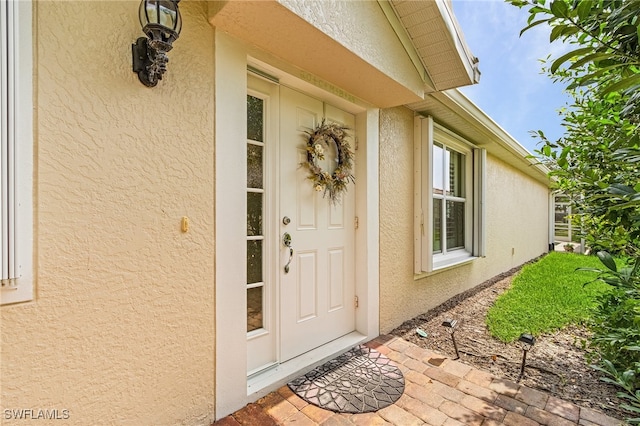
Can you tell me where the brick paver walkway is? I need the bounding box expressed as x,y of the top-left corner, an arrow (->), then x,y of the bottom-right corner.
213,335 -> 623,426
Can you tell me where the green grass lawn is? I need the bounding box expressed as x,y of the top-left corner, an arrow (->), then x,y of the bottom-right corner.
486,251 -> 611,342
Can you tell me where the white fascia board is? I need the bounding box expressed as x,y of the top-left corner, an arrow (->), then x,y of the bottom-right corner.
434,0 -> 481,84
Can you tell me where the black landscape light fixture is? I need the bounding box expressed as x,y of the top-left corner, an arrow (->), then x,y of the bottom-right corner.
441,319 -> 460,359
518,333 -> 536,380
132,0 -> 182,87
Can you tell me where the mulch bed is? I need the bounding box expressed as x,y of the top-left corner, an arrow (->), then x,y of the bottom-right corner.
389,262 -> 627,420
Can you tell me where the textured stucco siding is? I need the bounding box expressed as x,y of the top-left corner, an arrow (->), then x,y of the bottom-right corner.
1,2 -> 216,425
483,155 -> 550,272
379,107 -> 549,333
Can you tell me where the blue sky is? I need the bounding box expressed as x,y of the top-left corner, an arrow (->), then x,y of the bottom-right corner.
451,0 -> 571,154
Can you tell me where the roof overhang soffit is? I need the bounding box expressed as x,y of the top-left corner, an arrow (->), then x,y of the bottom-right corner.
384,0 -> 481,92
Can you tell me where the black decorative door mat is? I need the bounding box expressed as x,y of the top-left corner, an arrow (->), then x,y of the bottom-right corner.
288,344 -> 405,413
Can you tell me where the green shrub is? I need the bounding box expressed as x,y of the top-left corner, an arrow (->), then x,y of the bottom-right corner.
583,251 -> 640,422
584,252 -> 640,366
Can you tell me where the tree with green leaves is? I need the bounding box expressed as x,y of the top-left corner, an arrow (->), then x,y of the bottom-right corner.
514,0 -> 639,113
508,0 -> 640,420
509,0 -> 640,255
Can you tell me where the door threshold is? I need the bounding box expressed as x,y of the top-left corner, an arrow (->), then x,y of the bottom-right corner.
247,331 -> 367,399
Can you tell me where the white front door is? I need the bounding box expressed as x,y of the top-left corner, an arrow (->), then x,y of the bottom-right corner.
278,86 -> 356,362
246,78 -> 356,372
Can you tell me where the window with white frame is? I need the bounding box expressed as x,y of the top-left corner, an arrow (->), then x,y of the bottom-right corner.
1,0 -> 33,305
414,116 -> 485,274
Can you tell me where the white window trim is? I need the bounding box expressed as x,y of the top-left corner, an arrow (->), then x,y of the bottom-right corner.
473,147 -> 486,257
1,0 -> 33,305
414,116 -> 485,275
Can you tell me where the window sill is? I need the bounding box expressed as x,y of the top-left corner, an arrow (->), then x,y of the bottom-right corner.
414,252 -> 477,280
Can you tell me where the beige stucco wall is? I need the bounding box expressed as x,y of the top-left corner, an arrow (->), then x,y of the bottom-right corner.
1,2 -> 216,425
278,0 -> 423,97
379,106 -> 549,333
209,0 -> 426,107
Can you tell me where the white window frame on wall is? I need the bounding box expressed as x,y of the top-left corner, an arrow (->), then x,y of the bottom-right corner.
414,115 -> 485,275
1,0 -> 33,305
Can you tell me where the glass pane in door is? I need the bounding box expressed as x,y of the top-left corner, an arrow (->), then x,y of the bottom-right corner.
247,192 -> 263,236
247,144 -> 263,189
247,94 -> 265,331
247,286 -> 263,332
247,95 -> 264,142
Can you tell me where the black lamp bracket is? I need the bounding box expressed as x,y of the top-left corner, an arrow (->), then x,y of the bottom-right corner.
132,37 -> 169,87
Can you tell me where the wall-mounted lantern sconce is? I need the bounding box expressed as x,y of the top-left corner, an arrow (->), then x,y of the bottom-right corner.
441,319 -> 460,359
132,0 -> 182,87
518,333 -> 536,380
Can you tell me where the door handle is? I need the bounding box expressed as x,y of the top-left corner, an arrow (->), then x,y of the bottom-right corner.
283,232 -> 293,273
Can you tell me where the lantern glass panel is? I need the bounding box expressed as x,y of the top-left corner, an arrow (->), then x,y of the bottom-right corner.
158,0 -> 179,30
139,0 -> 181,32
139,0 -> 154,26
